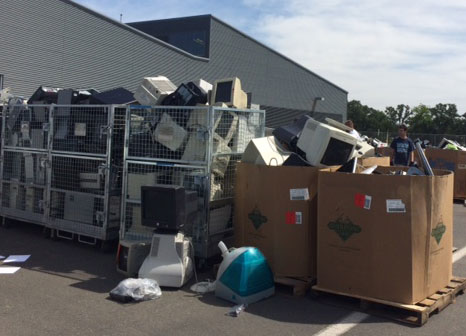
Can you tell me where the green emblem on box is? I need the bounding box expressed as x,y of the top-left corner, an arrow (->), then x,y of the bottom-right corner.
431,223 -> 446,244
328,216 -> 361,242
248,207 -> 267,230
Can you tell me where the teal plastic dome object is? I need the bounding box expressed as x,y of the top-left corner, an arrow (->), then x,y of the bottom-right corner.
219,248 -> 274,297
215,242 -> 275,305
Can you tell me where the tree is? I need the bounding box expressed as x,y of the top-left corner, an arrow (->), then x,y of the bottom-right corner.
429,103 -> 460,134
347,100 -> 464,136
347,100 -> 394,132
407,104 -> 434,134
385,104 -> 413,126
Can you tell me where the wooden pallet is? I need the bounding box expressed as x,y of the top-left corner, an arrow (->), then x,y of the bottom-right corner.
312,277 -> 466,326
275,276 -> 315,296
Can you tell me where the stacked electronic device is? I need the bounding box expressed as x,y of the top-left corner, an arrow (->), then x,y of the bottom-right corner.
0,87 -> 126,244
120,77 -> 265,261
242,115 -> 376,169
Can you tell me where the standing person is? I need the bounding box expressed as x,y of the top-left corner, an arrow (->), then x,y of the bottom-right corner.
390,124 -> 415,166
344,120 -> 361,140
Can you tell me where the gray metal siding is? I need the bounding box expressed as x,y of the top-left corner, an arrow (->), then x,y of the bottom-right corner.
208,19 -> 348,125
0,0 -> 347,127
262,105 -> 343,129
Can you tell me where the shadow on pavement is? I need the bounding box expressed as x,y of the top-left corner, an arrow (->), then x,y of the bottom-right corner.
0,219 -> 124,294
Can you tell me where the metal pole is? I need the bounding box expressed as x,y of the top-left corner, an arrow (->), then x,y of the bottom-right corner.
414,139 -> 434,176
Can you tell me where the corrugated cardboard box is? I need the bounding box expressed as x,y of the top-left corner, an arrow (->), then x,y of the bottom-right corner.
358,156 -> 390,167
425,147 -> 466,199
317,167 -> 453,304
375,147 -> 393,158
234,163 -> 318,278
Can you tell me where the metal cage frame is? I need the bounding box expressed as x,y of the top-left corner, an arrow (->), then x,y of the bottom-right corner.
0,104 -> 126,242
120,105 -> 265,259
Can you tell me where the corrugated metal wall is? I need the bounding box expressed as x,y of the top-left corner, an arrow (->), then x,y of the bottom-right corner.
0,0 -> 347,126
208,19 -> 347,123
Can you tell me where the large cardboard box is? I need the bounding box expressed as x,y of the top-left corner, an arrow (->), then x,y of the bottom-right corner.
358,156 -> 390,167
425,147 -> 466,199
317,167 -> 453,304
375,147 -> 393,158
234,163 -> 318,278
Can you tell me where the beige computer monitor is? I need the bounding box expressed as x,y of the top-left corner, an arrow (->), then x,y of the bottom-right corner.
211,77 -> 247,109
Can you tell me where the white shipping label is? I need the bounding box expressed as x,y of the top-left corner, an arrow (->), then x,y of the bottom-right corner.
295,212 -> 302,224
386,199 -> 406,213
458,164 -> 466,169
290,188 -> 310,201
364,195 -> 372,210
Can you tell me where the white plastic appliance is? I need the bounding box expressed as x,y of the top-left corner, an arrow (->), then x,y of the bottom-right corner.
138,232 -> 193,288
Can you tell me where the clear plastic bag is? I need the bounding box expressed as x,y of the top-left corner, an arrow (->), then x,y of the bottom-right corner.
226,304 -> 247,317
190,280 -> 216,294
110,278 -> 162,303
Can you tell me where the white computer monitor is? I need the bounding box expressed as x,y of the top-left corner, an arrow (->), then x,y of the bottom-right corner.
324,117 -> 375,158
297,118 -> 357,167
211,77 -> 247,109
242,136 -> 290,166
134,76 -> 177,106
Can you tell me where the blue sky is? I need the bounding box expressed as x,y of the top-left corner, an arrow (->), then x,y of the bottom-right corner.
74,0 -> 466,114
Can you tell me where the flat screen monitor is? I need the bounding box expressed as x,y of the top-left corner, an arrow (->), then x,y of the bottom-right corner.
297,118 -> 357,167
211,77 -> 247,109
141,185 -> 197,232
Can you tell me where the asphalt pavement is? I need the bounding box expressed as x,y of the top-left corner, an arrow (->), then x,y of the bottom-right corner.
1,203 -> 465,336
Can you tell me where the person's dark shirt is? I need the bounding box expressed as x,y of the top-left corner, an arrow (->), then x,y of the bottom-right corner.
390,137 -> 415,166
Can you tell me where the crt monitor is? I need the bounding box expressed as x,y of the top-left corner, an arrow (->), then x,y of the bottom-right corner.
211,77 -> 247,109
141,185 -> 197,232
297,118 -> 357,167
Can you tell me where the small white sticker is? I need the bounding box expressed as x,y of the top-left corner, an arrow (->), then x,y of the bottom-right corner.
74,123 -> 87,136
364,196 -> 372,210
386,199 -> 406,213
458,164 -> 466,169
295,212 -> 302,224
290,188 -> 310,201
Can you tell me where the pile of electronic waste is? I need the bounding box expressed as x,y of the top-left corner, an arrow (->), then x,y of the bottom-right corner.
436,138 -> 466,152
241,114 -> 380,171
1,75 -> 250,109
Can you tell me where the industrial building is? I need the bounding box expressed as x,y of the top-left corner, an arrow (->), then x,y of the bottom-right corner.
0,0 -> 348,126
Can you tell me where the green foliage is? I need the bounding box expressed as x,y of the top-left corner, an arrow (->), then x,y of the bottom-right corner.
408,104 -> 434,133
385,104 -> 412,126
347,100 -> 395,132
347,100 -> 465,135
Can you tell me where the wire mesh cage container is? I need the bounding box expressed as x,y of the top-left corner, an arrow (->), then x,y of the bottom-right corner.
3,104 -> 50,151
0,150 -> 47,223
51,105 -> 120,156
126,106 -> 265,163
0,104 -> 126,242
121,106 -> 265,260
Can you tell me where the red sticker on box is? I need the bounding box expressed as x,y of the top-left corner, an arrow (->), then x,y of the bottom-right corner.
355,193 -> 365,208
286,212 -> 296,224
355,193 -> 372,210
285,212 -> 302,224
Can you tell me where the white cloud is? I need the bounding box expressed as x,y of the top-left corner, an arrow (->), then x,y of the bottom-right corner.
246,0 -> 466,113
74,0 -> 466,114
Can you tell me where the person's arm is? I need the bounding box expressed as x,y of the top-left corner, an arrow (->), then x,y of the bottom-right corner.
390,140 -> 396,164
409,140 -> 415,164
